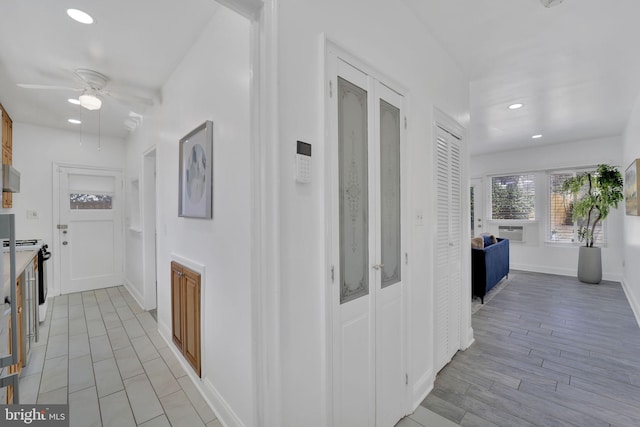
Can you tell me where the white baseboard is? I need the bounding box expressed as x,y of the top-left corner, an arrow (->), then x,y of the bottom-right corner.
462,328 -> 475,350
510,263 -> 574,277
123,278 -> 145,309
621,277 -> 640,329
510,264 -> 622,282
157,322 -> 245,427
412,369 -> 434,411
202,377 -> 246,427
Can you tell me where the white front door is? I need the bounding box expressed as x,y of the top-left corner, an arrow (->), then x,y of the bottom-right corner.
329,53 -> 407,427
57,166 -> 124,294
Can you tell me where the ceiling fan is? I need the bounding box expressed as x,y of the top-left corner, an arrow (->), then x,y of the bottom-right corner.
17,68 -> 157,111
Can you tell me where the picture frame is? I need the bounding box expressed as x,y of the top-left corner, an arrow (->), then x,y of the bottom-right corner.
179,120 -> 213,219
625,158 -> 640,216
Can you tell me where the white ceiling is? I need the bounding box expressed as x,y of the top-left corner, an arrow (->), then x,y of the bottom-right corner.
2,0 -> 640,155
403,0 -> 640,155
0,0 -> 220,139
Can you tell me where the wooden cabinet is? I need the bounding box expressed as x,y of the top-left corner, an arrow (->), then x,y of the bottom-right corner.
1,103 -> 13,208
171,265 -> 184,349
6,275 -> 23,403
171,261 -> 201,377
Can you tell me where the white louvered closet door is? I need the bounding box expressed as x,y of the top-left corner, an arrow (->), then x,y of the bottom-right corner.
434,124 -> 462,373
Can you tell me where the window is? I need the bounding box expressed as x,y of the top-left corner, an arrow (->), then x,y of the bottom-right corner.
549,170 -> 603,244
70,193 -> 113,210
491,174 -> 535,220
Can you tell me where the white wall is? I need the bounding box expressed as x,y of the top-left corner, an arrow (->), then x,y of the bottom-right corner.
470,136 -> 624,281
7,123 -> 125,296
123,6 -> 254,427
276,0 -> 469,425
622,96 -> 640,324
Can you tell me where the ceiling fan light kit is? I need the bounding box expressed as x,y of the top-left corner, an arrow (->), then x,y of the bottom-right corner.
66,8 -> 94,24
540,0 -> 564,8
79,93 -> 102,110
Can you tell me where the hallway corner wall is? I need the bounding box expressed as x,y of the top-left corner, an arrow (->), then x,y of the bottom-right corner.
623,95 -> 640,326
123,5 -> 255,427
276,0 -> 469,425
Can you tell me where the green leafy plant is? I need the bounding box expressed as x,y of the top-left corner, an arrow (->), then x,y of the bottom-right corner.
561,164 -> 623,247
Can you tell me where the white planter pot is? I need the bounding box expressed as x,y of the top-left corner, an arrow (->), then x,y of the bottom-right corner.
577,246 -> 602,284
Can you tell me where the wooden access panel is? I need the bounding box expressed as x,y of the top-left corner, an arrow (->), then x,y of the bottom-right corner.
170,261 -> 201,377
182,268 -> 201,376
171,262 -> 184,349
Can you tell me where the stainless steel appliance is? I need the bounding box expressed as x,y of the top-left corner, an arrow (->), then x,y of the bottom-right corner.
38,244 -> 51,322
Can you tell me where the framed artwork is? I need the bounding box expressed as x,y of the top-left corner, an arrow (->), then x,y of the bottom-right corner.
625,159 -> 640,216
179,120 -> 213,219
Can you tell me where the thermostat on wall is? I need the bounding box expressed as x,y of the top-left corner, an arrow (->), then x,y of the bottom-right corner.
295,141 -> 312,183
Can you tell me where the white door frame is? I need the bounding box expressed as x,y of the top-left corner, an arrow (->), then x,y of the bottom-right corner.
143,147 -> 158,310
247,1 -> 282,426
324,37 -> 412,426
166,1 -> 281,425
52,163 -> 125,297
470,178 -> 484,237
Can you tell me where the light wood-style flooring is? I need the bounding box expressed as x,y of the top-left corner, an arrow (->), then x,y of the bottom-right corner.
422,270 -> 640,427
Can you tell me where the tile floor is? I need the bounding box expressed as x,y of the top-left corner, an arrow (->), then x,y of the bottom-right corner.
17,286 -> 222,427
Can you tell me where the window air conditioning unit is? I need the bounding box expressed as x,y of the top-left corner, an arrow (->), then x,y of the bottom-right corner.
498,225 -> 524,243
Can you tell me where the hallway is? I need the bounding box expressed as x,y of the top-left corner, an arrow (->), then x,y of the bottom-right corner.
17,286 -> 220,427
422,271 -> 640,426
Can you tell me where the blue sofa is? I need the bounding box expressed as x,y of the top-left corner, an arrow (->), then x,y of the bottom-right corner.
472,237 -> 509,303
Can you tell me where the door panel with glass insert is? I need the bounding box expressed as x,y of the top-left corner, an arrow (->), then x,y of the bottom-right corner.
58,167 -> 123,294
330,53 -> 407,427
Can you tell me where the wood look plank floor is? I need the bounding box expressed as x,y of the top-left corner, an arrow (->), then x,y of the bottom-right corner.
422,270 -> 640,427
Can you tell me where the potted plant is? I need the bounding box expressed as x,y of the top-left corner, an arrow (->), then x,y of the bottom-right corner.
561,164 -> 623,283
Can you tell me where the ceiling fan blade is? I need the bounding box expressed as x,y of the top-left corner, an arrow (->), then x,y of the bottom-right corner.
106,90 -> 157,108
17,83 -> 83,91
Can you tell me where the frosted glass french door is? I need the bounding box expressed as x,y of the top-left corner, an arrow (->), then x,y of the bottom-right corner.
329,56 -> 406,427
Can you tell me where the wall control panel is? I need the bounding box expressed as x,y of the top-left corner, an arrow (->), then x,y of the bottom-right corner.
295,141 -> 312,183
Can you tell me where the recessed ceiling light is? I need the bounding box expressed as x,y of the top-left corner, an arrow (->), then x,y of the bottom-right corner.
68,119 -> 82,124
532,134 -> 543,139
508,103 -> 524,110
67,8 -> 94,24
68,98 -> 80,105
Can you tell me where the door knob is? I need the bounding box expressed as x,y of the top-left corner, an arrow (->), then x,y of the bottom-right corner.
62,241 -> 68,245
372,264 -> 384,270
